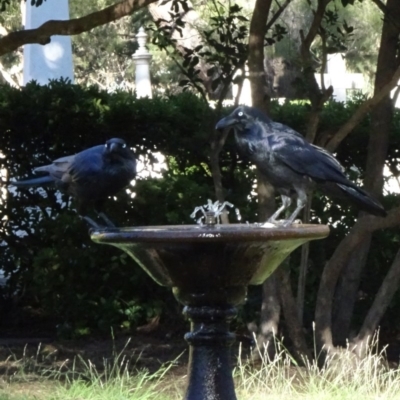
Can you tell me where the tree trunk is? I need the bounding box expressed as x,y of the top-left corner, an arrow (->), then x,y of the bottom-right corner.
352,248 -> 400,357
277,263 -> 312,361
332,238 -> 371,345
247,0 -> 280,357
315,208 -> 400,353
252,272 -> 281,360
248,0 -> 273,113
329,0 -> 400,348
297,199 -> 311,322
299,0 -> 334,143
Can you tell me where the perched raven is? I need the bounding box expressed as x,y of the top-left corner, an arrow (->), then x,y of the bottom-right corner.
12,138 -> 137,228
216,106 -> 386,226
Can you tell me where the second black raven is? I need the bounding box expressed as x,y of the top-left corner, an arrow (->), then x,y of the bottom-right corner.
216,106 -> 386,226
12,138 -> 137,228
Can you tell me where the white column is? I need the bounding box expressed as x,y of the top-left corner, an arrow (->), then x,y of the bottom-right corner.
326,53 -> 347,102
132,27 -> 152,98
23,0 -> 74,85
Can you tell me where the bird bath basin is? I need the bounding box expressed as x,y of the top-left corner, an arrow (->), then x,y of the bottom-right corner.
91,223 -> 329,400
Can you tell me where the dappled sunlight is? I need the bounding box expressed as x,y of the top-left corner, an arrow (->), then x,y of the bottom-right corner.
384,164 -> 400,194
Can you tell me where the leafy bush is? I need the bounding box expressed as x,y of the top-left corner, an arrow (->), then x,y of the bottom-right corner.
0,81 -> 398,338
0,81 -> 219,336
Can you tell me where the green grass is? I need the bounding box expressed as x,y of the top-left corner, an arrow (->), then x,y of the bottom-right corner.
2,338 -> 400,400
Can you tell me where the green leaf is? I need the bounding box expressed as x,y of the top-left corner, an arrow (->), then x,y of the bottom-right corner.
207,67 -> 216,77
229,4 -> 242,13
181,0 -> 190,12
341,0 -> 356,6
191,56 -> 200,66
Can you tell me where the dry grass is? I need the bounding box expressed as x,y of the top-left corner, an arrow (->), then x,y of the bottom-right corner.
1,336 -> 400,400
235,336 -> 400,400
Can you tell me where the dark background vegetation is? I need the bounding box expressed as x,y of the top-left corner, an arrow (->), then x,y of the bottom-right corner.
0,81 -> 398,341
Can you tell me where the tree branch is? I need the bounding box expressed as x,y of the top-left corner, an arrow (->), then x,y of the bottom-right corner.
315,206 -> 400,350
370,0 -> 400,31
265,0 -> 293,32
248,0 -> 273,113
353,247 -> 400,354
0,0 -> 158,57
301,0 -> 331,55
299,0 -> 333,143
324,63 -> 400,152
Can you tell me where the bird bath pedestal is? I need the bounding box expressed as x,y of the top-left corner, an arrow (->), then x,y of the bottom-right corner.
91,223 -> 329,400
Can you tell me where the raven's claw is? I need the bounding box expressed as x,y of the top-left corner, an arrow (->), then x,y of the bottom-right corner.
97,212 -> 116,228
82,216 -> 102,230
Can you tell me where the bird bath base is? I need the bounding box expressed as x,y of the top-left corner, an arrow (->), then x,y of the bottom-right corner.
91,224 -> 329,400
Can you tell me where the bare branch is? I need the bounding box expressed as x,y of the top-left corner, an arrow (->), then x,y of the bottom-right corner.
248,0 -> 273,113
0,0 -> 158,57
354,247 -> 400,351
324,63 -> 400,152
298,0 -> 333,143
301,0 -> 331,56
315,206 -> 400,349
265,0 -> 293,32
370,0 -> 400,31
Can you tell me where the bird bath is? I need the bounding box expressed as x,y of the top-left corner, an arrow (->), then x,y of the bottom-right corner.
91,222 -> 329,400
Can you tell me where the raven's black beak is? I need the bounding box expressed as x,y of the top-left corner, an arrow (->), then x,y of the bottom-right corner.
215,114 -> 237,130
109,142 -> 118,152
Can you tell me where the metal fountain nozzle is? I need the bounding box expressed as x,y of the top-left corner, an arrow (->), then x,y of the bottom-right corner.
190,199 -> 241,226
204,211 -> 217,225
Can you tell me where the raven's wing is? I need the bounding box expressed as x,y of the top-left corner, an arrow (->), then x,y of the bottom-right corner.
33,155 -> 76,181
269,134 -> 386,216
65,145 -> 105,185
269,134 -> 351,186
267,121 -> 304,138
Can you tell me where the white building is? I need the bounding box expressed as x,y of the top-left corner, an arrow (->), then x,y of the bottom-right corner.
315,53 -> 364,103
23,0 -> 74,85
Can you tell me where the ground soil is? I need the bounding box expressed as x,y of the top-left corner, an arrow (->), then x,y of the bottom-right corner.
0,321 -> 193,398
0,326 -> 189,379
0,312 -> 254,383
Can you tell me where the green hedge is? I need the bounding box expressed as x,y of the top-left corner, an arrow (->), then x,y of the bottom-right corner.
0,81 -> 398,338
0,81 -> 255,337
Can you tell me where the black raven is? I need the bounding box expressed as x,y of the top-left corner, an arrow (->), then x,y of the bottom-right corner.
11,138 -> 137,228
215,106 -> 386,226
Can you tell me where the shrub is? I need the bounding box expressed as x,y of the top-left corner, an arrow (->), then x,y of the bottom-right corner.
0,81 -> 398,338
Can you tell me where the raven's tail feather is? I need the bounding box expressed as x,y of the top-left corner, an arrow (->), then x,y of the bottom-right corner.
337,184 -> 387,217
11,176 -> 55,187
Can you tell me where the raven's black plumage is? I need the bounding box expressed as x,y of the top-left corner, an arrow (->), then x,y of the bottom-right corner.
12,138 -> 137,227
216,106 -> 386,226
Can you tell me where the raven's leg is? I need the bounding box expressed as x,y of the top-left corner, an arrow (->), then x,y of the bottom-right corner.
96,212 -> 116,228
267,195 -> 292,223
81,216 -> 102,229
283,192 -> 307,227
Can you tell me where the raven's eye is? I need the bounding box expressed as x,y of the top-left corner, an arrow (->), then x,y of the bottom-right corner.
238,111 -> 243,117
105,143 -> 109,149
122,143 -> 126,149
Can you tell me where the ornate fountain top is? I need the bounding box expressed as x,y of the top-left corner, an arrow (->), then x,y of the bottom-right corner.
190,199 -> 241,225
